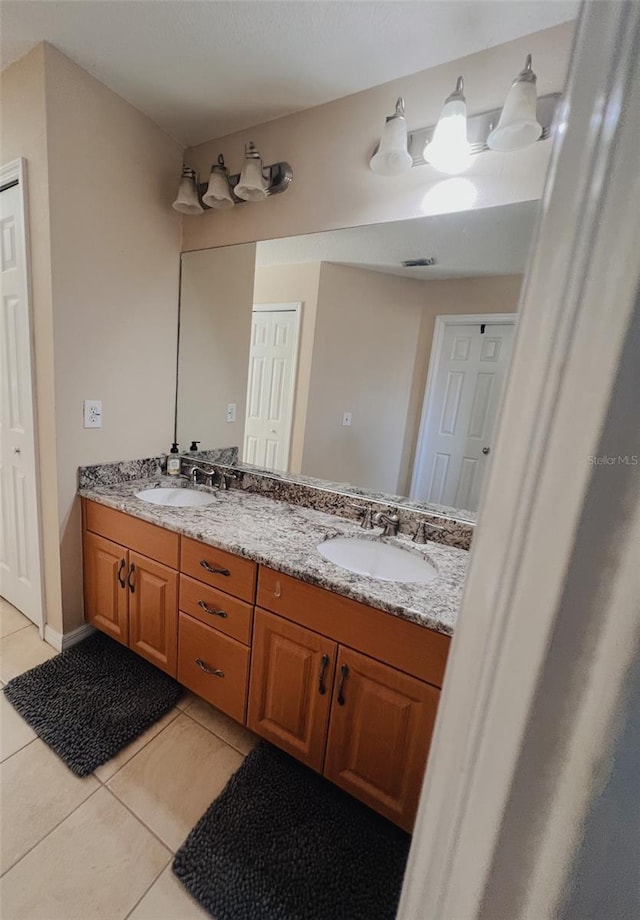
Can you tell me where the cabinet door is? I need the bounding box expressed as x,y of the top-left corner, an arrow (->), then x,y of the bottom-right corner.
128,551 -> 178,676
324,647 -> 440,831
83,531 -> 128,645
248,609 -> 336,772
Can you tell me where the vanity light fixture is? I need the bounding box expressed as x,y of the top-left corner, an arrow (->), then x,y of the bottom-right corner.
370,55 -> 560,177
172,145 -> 293,215
487,54 -> 543,152
172,166 -> 204,215
423,77 -> 471,175
202,155 -> 235,209
369,97 -> 413,176
235,142 -> 269,201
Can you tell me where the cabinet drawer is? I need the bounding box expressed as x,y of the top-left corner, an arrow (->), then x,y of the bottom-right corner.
181,537 -> 257,603
84,500 -> 179,569
178,612 -> 249,723
179,575 -> 253,645
257,567 -> 450,687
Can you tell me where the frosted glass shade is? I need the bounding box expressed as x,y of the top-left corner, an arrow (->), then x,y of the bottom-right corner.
370,109 -> 413,176
235,143 -> 268,201
424,97 -> 471,175
202,165 -> 235,209
487,79 -> 542,152
172,168 -> 203,215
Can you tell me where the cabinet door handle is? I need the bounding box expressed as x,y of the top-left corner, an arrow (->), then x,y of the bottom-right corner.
318,654 -> 330,695
198,600 -> 228,618
337,664 -> 349,705
117,558 -> 127,588
195,658 -> 224,678
200,560 -> 231,577
127,563 -> 135,594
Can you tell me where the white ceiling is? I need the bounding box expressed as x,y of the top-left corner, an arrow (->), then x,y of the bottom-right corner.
255,201 -> 539,280
1,1 -> 578,147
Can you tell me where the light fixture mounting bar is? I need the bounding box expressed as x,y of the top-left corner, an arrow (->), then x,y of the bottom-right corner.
198,161 -> 292,209
408,92 -> 561,166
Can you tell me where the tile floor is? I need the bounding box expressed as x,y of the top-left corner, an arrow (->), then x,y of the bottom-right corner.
0,597 -> 257,919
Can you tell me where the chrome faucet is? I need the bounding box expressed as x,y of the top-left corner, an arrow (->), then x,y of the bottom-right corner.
374,510 -> 400,537
412,520 -> 444,544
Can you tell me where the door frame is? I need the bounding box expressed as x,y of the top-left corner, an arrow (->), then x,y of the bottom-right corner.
398,2 -> 640,917
245,302 -> 302,471
409,312 -> 516,502
0,157 -> 45,634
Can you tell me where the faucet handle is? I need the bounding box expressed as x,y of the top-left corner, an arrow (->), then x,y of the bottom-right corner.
412,520 -> 444,544
350,503 -> 375,530
219,471 -> 237,490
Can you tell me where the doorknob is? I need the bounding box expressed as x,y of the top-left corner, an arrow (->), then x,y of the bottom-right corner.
482,447 -> 491,455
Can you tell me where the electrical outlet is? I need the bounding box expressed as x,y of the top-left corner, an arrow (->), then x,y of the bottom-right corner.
83,400 -> 102,429
342,412 -> 352,427
226,403 -> 237,423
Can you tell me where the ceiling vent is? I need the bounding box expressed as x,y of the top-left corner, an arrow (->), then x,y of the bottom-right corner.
401,257 -> 437,268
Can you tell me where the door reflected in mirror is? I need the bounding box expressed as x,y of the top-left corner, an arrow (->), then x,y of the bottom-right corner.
176,201 -> 538,516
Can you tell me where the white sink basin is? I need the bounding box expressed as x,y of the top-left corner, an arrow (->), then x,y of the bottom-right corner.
317,537 -> 437,584
135,488 -> 217,508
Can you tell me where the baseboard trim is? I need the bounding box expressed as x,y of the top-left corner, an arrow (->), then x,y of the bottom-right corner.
44,622 -> 95,652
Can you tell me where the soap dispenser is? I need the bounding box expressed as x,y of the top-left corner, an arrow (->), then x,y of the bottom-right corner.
167,443 -> 180,477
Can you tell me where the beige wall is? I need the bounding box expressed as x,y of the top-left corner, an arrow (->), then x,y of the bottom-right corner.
182,23 -> 573,253
0,46 -> 63,628
398,274 -> 523,493
43,45 -> 183,631
178,244 -> 256,451
302,263 -> 426,493
253,262 -> 321,472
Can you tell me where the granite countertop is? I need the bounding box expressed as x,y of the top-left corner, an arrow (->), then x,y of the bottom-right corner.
79,477 -> 469,636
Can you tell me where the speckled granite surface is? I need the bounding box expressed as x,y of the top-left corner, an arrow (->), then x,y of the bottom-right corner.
79,477 -> 468,636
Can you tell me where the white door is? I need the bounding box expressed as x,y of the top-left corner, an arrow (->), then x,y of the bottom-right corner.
243,304 -> 300,471
0,161 -> 44,626
411,316 -> 515,512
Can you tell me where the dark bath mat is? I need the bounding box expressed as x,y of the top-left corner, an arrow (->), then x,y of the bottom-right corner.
3,631 -> 182,776
173,741 -> 411,920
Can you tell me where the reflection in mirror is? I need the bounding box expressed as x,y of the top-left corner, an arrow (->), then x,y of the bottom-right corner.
176,201 -> 539,516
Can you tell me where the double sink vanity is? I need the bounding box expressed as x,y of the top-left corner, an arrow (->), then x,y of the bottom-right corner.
79,455 -> 470,832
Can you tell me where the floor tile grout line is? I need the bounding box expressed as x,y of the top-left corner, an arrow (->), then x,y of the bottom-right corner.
180,704 -> 256,758
0,734 -> 39,765
103,784 -> 177,857
0,622 -> 33,641
93,707 -> 183,784
0,785 -> 102,879
122,854 -> 175,920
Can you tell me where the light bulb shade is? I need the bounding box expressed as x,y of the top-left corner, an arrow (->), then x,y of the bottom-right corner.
202,163 -> 235,210
370,98 -> 413,176
424,95 -> 471,175
235,142 -> 268,201
172,167 -> 203,215
487,79 -> 542,152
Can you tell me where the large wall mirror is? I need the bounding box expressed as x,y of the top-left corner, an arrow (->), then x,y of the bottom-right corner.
176,200 -> 539,517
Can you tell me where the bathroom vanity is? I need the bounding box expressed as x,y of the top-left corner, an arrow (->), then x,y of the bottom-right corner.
80,474 -> 467,832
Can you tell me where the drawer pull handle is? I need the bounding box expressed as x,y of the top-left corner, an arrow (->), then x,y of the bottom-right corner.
198,600 -> 228,618
195,658 -> 224,678
127,563 -> 135,594
337,664 -> 349,706
318,654 -> 330,695
117,558 -> 127,588
200,560 -> 231,577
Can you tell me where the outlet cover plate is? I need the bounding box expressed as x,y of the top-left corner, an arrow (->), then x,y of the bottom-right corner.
84,400 -> 102,428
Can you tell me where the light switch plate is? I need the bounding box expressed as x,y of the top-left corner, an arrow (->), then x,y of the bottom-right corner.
83,400 -> 102,428
342,412 -> 352,427
226,403 -> 237,423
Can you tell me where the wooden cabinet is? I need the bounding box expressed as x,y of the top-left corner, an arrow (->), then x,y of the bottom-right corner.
248,609 -> 336,771
128,552 -> 178,675
82,501 -> 179,676
83,531 -> 128,645
324,647 -> 439,830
